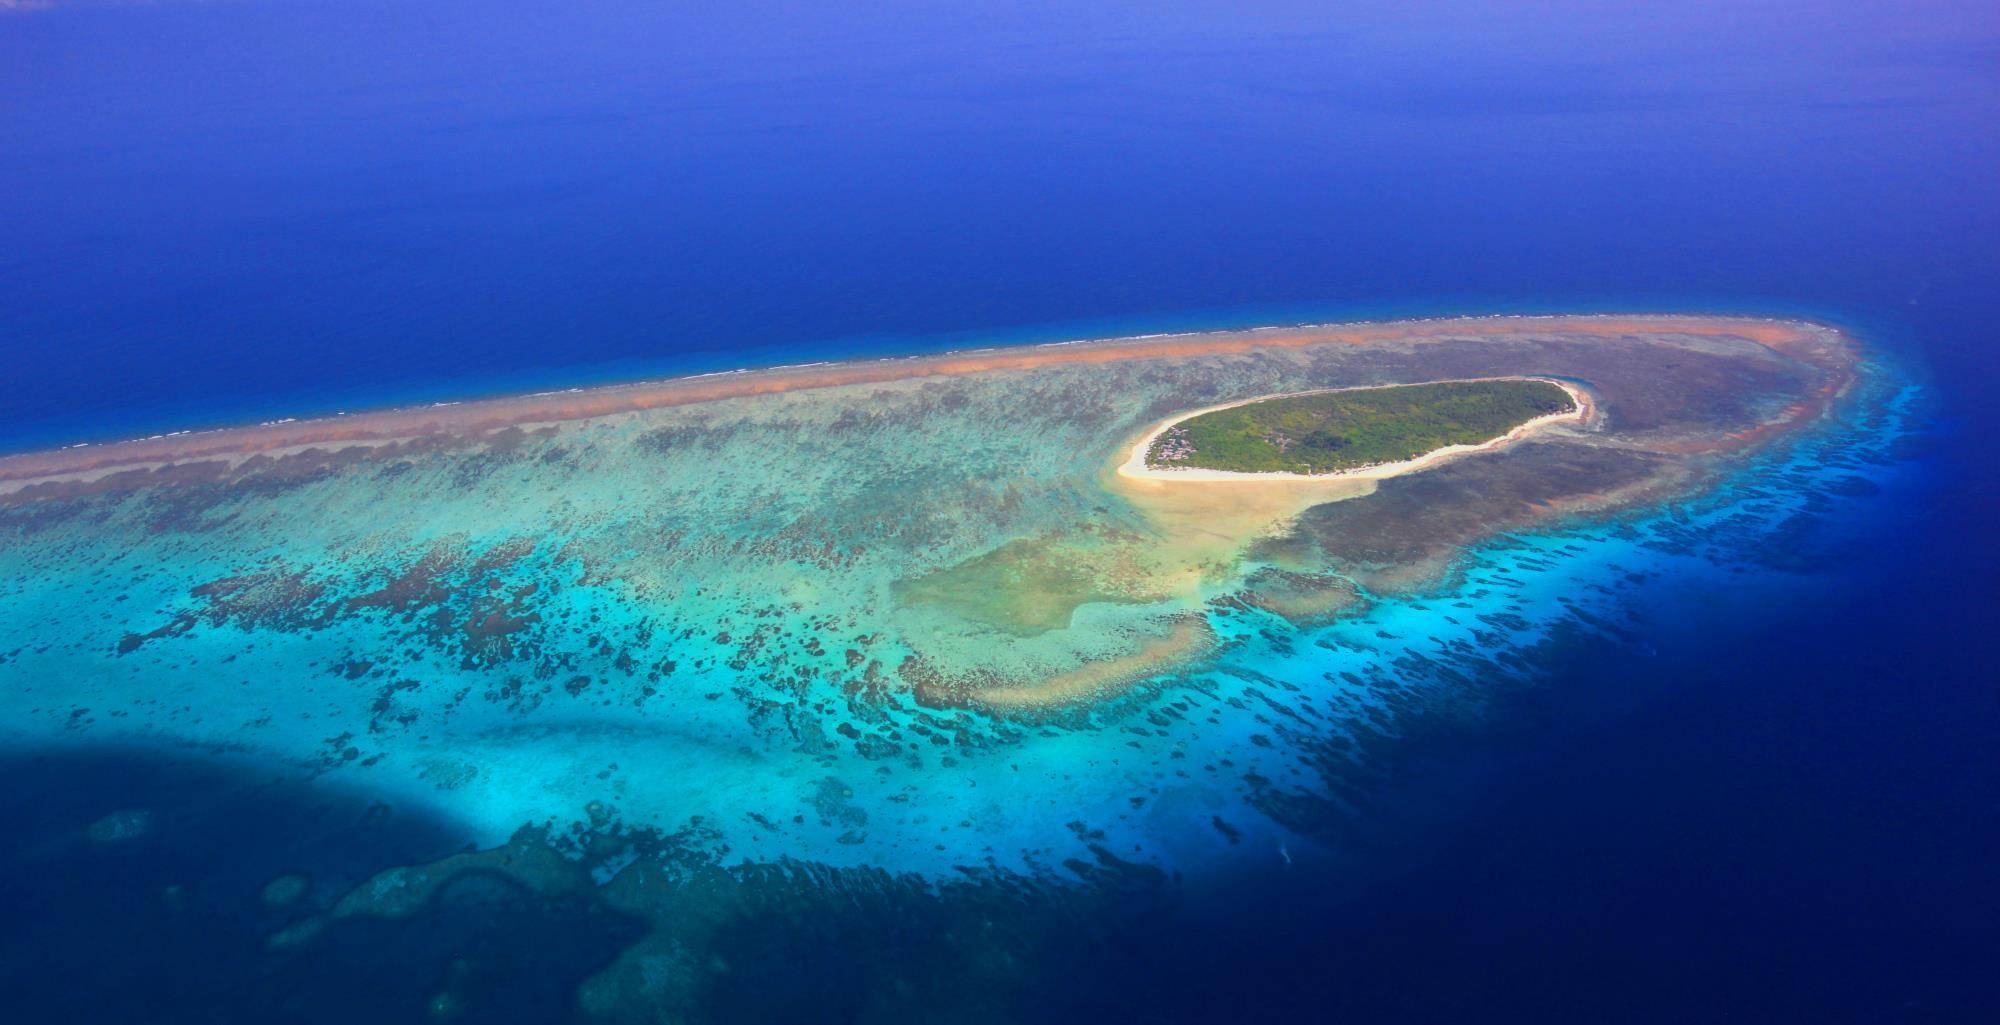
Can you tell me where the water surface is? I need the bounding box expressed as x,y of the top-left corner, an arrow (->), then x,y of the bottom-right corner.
1,2 -> 1995,1022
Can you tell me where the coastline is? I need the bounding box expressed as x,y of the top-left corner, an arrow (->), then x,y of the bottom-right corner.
0,313 -> 1841,497
1113,377 -> 1595,484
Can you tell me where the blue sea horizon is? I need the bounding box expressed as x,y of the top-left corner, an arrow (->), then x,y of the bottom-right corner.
2,1 -> 1995,1022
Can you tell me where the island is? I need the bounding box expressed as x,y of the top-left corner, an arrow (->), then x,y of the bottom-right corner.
1130,378 -> 1586,479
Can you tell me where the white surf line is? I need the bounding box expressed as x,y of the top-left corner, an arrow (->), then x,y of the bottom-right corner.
1114,377 -> 1594,484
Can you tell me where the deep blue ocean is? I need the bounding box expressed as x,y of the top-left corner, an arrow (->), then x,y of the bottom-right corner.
3,2 -> 1997,1022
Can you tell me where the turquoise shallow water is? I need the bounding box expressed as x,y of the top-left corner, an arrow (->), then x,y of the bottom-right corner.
0,335 -> 1917,884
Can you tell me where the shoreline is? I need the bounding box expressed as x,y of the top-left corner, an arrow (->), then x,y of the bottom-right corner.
0,313 -> 1836,495
1114,377 -> 1594,484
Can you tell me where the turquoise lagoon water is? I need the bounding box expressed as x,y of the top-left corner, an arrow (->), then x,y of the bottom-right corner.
0,350 -> 1921,885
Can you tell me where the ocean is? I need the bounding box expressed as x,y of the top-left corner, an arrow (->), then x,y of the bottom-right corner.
2,2 -> 1996,1022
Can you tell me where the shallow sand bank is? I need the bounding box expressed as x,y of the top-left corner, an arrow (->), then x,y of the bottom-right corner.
950,617 -> 1217,711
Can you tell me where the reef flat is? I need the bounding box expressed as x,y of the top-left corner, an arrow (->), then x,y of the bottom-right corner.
0,315 -> 1867,883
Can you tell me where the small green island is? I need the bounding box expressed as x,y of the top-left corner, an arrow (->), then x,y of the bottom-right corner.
1145,379 -> 1577,475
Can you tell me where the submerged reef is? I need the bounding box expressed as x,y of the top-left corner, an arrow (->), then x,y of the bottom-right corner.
0,316 -> 1872,884
0,314 -> 1920,1019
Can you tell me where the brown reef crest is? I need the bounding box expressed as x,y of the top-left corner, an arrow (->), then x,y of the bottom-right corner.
1,314 -> 1847,503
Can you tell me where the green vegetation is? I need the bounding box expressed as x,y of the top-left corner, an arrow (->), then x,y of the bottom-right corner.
1147,379 -> 1574,475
